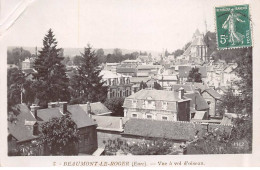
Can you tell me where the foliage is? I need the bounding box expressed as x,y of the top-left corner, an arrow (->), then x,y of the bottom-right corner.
187,117 -> 252,154
32,29 -> 70,107
104,97 -> 125,117
216,88 -> 243,115
172,49 -> 184,58
187,67 -> 202,83
103,138 -> 181,155
154,82 -> 162,90
73,55 -> 83,66
7,68 -> 25,110
70,45 -> 108,103
40,114 -> 79,155
7,47 -> 32,65
234,47 -> 252,115
139,81 -> 148,90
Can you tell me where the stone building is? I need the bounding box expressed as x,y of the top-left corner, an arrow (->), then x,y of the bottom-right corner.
123,89 -> 191,121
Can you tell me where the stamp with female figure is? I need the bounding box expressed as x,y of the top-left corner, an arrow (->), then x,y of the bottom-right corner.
215,4 -> 252,49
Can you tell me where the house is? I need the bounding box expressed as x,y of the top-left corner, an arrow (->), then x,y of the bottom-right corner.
92,115 -> 128,147
80,102 -> 112,116
116,66 -> 137,76
8,102 -> 98,155
21,58 -> 35,70
123,89 -> 191,121
100,70 -> 133,98
178,65 -> 207,84
122,118 -> 232,145
201,88 -> 222,117
136,65 -> 162,77
103,63 -> 119,73
156,75 -> 179,88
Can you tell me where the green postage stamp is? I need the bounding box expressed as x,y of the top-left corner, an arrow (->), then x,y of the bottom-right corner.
215,4 -> 252,49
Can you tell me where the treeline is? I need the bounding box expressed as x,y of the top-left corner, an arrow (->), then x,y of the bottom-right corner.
7,29 -> 108,110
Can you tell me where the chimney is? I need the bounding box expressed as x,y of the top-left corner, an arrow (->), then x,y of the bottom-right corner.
33,123 -> 39,136
86,102 -> 91,115
59,102 -> 68,114
119,118 -> 123,129
178,87 -> 184,99
30,104 -> 40,120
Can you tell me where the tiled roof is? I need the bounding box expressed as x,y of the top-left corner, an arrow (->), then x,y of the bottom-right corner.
37,105 -> 96,128
179,66 -> 191,78
126,89 -> 181,101
202,88 -> 222,100
137,65 -> 161,70
123,118 -> 233,141
130,77 -> 150,84
80,102 -> 112,115
123,119 -> 198,141
8,104 -> 38,142
116,67 -> 136,73
156,75 -> 178,81
185,82 -> 209,92
92,115 -> 128,131
184,92 -> 209,110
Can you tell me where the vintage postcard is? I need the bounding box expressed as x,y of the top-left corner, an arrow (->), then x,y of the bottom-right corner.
0,0 -> 260,167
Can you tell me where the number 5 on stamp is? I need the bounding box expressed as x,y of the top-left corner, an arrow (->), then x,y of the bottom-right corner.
215,4 -> 252,49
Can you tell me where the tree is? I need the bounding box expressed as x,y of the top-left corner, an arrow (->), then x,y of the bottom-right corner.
187,68 -> 202,83
32,29 -> 70,107
216,88 -> 243,115
104,97 -> 125,117
70,45 -> 108,104
154,82 -> 162,90
139,81 -> 148,90
173,49 -> 184,58
40,114 -> 79,155
61,56 -> 71,66
7,68 -> 25,109
113,48 -> 122,56
187,117 -> 252,154
234,47 -> 252,116
7,47 -> 32,65
96,48 -> 106,64
73,55 -> 83,66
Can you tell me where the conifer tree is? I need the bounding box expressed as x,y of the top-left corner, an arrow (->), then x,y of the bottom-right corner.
70,45 -> 107,103
33,29 -> 70,107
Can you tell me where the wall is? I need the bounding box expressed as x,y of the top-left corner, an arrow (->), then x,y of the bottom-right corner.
78,126 -> 98,154
97,130 -> 122,148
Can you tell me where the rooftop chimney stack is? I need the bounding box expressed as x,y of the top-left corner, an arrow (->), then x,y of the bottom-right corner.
30,104 -> 40,120
178,87 -> 185,99
86,102 -> 91,115
59,102 -> 68,114
119,118 -> 123,129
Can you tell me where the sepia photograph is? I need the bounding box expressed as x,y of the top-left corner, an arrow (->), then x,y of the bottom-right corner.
1,0 -> 260,167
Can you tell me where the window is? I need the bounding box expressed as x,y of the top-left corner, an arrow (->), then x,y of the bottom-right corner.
162,116 -> 168,120
132,114 -> 137,118
146,114 -> 152,119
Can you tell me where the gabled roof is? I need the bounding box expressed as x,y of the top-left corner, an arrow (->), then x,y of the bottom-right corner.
116,67 -> 136,73
123,119 -> 199,141
125,89 -> 181,101
184,92 -> 209,110
80,102 -> 112,116
193,111 -> 206,120
130,77 -> 150,84
185,82 -> 209,92
37,105 -> 96,128
171,84 -> 195,92
179,66 -> 191,78
92,115 -> 128,131
8,104 -> 38,142
202,88 -> 222,100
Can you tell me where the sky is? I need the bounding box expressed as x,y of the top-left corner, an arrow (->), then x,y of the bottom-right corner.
1,0 -> 251,53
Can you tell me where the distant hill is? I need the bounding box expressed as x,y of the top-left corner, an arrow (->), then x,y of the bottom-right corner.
8,46 -> 161,59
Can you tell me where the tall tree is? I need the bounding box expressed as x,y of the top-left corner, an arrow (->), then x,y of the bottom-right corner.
32,29 -> 70,107
70,45 -> 108,103
7,68 -> 25,110
187,68 -> 202,83
7,47 -> 32,65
